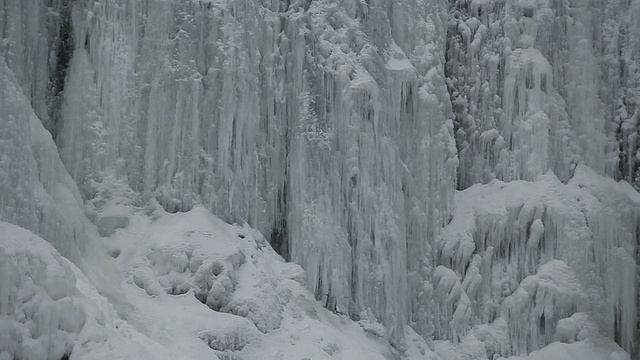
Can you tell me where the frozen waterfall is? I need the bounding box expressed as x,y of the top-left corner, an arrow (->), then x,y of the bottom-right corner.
0,0 -> 639,358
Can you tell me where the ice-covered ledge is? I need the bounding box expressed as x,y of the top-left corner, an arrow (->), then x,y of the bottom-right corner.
436,166 -> 639,355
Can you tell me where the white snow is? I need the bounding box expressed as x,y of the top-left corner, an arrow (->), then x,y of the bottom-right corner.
73,200 -> 425,359
0,207 -> 406,360
499,341 -> 629,360
3,196 -> 630,359
0,222 -> 172,360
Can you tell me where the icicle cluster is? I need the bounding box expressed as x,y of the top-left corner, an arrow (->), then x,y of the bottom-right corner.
447,0 -> 640,188
13,0 -> 458,344
1,0 -> 639,357
433,167 -> 639,355
0,45 -> 99,265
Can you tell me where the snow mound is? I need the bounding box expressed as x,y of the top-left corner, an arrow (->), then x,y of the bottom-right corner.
499,341 -> 630,360
0,222 -> 170,360
0,223 -> 79,359
107,203 -> 417,359
1,189 -> 633,360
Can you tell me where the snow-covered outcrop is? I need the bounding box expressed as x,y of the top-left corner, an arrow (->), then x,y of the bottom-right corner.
103,203 -> 433,360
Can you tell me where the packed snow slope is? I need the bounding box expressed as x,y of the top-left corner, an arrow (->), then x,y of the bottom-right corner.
0,209 -> 427,360
0,203 -> 631,360
0,0 -> 639,359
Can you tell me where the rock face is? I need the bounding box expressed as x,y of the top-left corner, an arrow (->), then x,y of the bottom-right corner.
0,0 -> 638,357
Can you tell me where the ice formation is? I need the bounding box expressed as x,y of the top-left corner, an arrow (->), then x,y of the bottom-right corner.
0,222 -> 175,360
0,0 -> 639,359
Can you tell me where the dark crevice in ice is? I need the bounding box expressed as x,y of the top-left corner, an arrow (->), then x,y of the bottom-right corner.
48,0 -> 74,142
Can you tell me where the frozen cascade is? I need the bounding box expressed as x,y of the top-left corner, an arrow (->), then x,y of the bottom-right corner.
447,0 -> 640,188
437,167 -> 639,355
0,53 -> 122,305
54,0 -> 458,344
3,0 -> 458,345
448,0 -> 576,186
0,0 -> 639,358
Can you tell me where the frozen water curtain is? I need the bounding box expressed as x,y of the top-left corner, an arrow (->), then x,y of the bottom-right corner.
0,0 -> 638,357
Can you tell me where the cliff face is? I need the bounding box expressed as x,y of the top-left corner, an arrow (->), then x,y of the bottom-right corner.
0,0 -> 638,357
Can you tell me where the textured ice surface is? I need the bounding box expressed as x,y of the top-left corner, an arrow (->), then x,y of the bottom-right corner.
41,0 -> 458,344
0,54 -> 118,298
0,0 -> 639,358
435,166 -> 639,355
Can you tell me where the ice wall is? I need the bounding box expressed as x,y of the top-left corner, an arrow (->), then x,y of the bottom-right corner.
0,56 -> 95,266
599,0 -> 640,189
44,0 -> 458,343
0,1 -> 118,299
434,167 -> 639,355
447,0 -> 640,188
0,0 -> 639,357
444,2 -> 640,352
